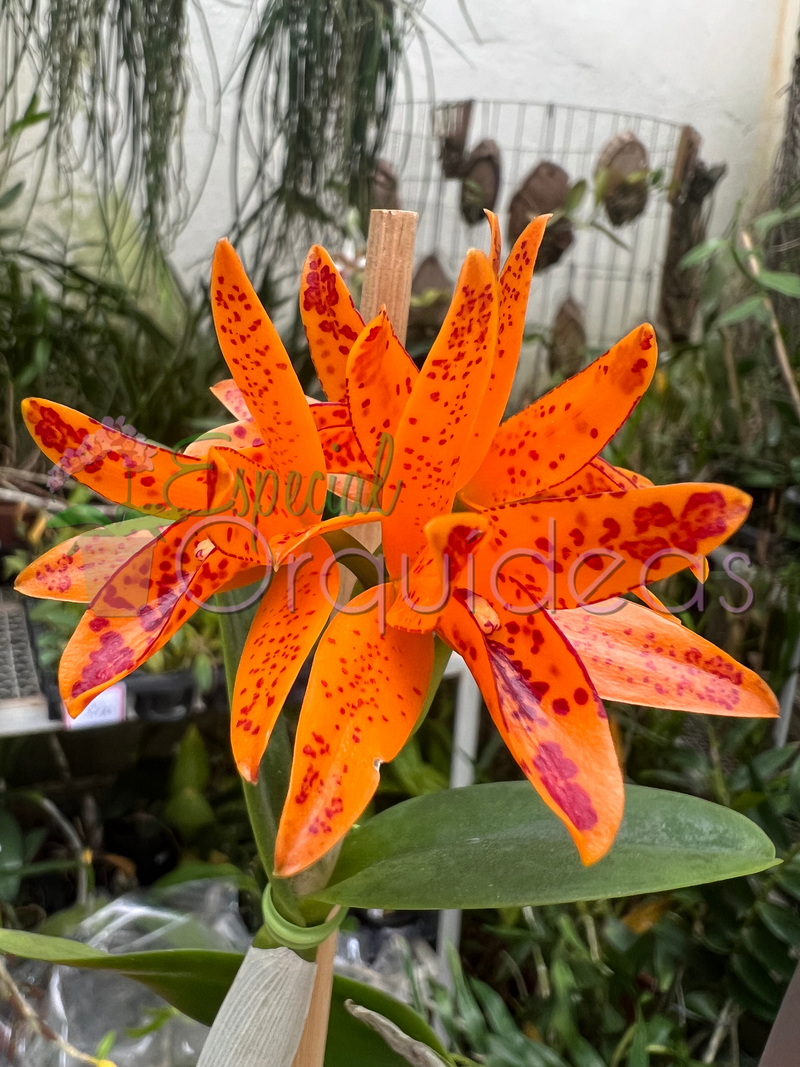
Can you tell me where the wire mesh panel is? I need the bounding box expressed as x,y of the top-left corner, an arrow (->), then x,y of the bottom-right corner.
382,99 -> 684,350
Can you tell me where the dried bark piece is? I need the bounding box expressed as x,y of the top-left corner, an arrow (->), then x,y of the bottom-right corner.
596,131 -> 650,226
434,99 -> 473,178
460,138 -> 501,225
509,162 -> 574,269
550,294 -> 586,377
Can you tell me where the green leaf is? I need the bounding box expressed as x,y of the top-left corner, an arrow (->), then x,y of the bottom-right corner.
679,239 -> 726,269
0,930 -> 242,1026
170,724 -> 210,793
0,810 -> 23,902
753,202 -> 800,237
315,783 -> 777,910
756,269 -> 800,298
756,902 -> 800,947
163,788 -> 215,839
47,505 -> 114,530
716,295 -> 769,328
0,182 -> 23,211
563,179 -> 587,216
326,975 -> 451,1067
742,923 -> 796,980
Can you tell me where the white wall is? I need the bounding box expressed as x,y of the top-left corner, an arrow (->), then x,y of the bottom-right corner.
398,0 -> 799,229
110,0 -> 800,278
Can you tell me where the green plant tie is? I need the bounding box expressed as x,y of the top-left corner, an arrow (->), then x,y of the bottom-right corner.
261,884 -> 347,952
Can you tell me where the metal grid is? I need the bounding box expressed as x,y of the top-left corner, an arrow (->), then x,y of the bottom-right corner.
382,99 -> 684,349
0,588 -> 41,701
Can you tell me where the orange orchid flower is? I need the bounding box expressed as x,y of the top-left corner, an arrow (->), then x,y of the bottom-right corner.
266,213 -> 777,877
16,217 -> 777,887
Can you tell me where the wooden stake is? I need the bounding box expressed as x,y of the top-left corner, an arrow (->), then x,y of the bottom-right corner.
290,934 -> 337,1067
360,209 -> 418,344
291,208 -> 418,1067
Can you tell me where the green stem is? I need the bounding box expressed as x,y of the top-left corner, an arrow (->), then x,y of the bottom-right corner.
214,589 -> 305,927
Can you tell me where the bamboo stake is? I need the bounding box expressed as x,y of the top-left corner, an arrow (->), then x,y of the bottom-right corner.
360,209 -> 418,344
291,208 -> 418,1067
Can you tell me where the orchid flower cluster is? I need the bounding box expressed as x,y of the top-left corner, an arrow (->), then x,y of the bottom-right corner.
17,212 -> 777,882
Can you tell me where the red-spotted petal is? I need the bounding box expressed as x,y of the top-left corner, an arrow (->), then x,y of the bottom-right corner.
486,209 -> 502,276
211,240 -> 326,515
184,420 -> 266,458
476,483 -> 751,612
461,322 -> 657,507
210,378 -> 250,421
59,520 -> 242,715
275,586 -> 434,875
457,215 -> 549,487
22,399 -> 221,518
300,245 -> 365,402
232,537 -> 339,782
345,310 -> 417,468
386,512 -> 491,634
15,519 -> 165,603
382,250 -> 498,574
556,600 -> 778,718
438,593 -> 623,865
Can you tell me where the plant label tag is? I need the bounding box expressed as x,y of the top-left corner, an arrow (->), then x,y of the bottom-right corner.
62,683 -> 127,730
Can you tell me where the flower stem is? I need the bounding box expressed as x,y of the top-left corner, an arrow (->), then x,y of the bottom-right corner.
215,590 -> 304,927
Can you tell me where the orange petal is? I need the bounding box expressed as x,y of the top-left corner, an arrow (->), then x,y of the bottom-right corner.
438,594 -> 623,865
210,378 -> 250,421
202,444 -> 309,564
300,245 -> 364,402
345,311 -> 417,468
556,600 -> 778,718
59,520 -> 241,715
15,520 -> 165,603
22,399 -> 219,517
211,240 -> 326,511
309,402 -> 350,430
232,537 -> 338,783
183,420 -> 266,458
524,457 -> 652,502
386,512 -> 491,634
269,509 -> 382,566
318,423 -> 374,480
485,209 -> 502,276
461,323 -> 657,507
457,216 -> 549,487
477,483 -> 751,612
382,250 -> 498,574
275,586 -> 434,876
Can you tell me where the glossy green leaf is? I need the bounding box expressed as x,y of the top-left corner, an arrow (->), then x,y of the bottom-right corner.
326,975 -> 451,1067
0,929 -> 242,1026
316,784 -> 777,910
